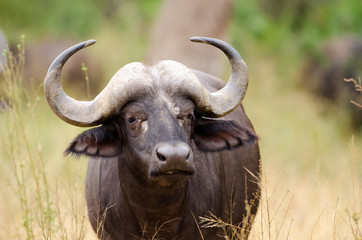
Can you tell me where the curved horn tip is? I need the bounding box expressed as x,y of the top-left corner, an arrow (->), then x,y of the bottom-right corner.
84,39 -> 96,47
190,36 -> 209,43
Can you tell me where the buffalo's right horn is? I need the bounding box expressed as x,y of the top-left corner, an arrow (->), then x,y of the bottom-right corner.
189,37 -> 249,118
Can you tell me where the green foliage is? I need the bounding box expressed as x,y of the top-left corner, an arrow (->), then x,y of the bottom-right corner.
109,0 -> 162,46
0,0 -> 162,41
0,0 -> 98,39
232,0 -> 362,54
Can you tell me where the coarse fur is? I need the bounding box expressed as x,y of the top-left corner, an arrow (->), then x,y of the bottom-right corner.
65,68 -> 261,239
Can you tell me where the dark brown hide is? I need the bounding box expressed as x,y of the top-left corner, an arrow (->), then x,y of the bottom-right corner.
45,38 -> 261,239
66,70 -> 260,239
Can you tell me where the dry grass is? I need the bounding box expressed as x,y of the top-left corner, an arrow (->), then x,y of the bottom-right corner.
344,78 -> 362,108
0,36 -> 361,240
198,136 -> 361,240
0,38 -> 96,240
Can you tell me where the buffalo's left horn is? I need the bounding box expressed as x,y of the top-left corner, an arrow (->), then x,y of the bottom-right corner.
189,37 -> 249,117
44,40 -> 109,127
44,40 -> 143,127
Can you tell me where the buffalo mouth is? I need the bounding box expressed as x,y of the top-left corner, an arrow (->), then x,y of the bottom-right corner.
149,166 -> 195,187
150,168 -> 194,187
152,169 -> 194,177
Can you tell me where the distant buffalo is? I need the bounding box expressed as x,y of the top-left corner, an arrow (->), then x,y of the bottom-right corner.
0,29 -> 6,67
45,38 -> 260,239
304,36 -> 362,127
0,29 -> 8,109
0,29 -> 7,75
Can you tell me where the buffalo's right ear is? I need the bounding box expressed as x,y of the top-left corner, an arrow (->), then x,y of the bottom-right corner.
193,118 -> 258,151
64,125 -> 122,158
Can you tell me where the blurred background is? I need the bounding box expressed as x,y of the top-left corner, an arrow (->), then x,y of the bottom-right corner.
0,0 -> 361,239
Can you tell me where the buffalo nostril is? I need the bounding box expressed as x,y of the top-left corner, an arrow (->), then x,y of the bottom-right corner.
155,142 -> 191,163
157,151 -> 167,162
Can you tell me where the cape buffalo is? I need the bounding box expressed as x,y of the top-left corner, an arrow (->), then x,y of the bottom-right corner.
304,35 -> 362,128
44,37 -> 261,239
0,29 -> 8,109
0,29 -> 6,68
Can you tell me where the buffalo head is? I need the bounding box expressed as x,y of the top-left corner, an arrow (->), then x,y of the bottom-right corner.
44,37 -> 260,239
44,37 -> 256,187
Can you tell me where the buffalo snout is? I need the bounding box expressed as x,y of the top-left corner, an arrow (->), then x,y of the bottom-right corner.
156,142 -> 191,163
149,142 -> 195,186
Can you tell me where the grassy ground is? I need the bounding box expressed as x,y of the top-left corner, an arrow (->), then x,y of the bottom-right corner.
243,40 -> 361,239
0,6 -> 361,239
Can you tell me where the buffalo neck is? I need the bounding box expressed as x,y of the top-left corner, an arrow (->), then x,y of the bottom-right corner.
117,157 -> 191,232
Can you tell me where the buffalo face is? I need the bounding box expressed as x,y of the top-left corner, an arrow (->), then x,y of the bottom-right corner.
64,62 -> 257,187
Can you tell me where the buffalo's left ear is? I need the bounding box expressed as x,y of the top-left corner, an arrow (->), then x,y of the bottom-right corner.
193,118 -> 258,151
64,125 -> 122,158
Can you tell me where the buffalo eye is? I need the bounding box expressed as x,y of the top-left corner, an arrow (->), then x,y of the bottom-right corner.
187,113 -> 194,120
125,115 -> 145,134
125,116 -> 142,127
178,111 -> 194,121
126,116 -> 137,125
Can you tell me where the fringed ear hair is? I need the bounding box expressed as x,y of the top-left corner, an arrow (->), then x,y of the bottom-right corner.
193,118 -> 258,151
